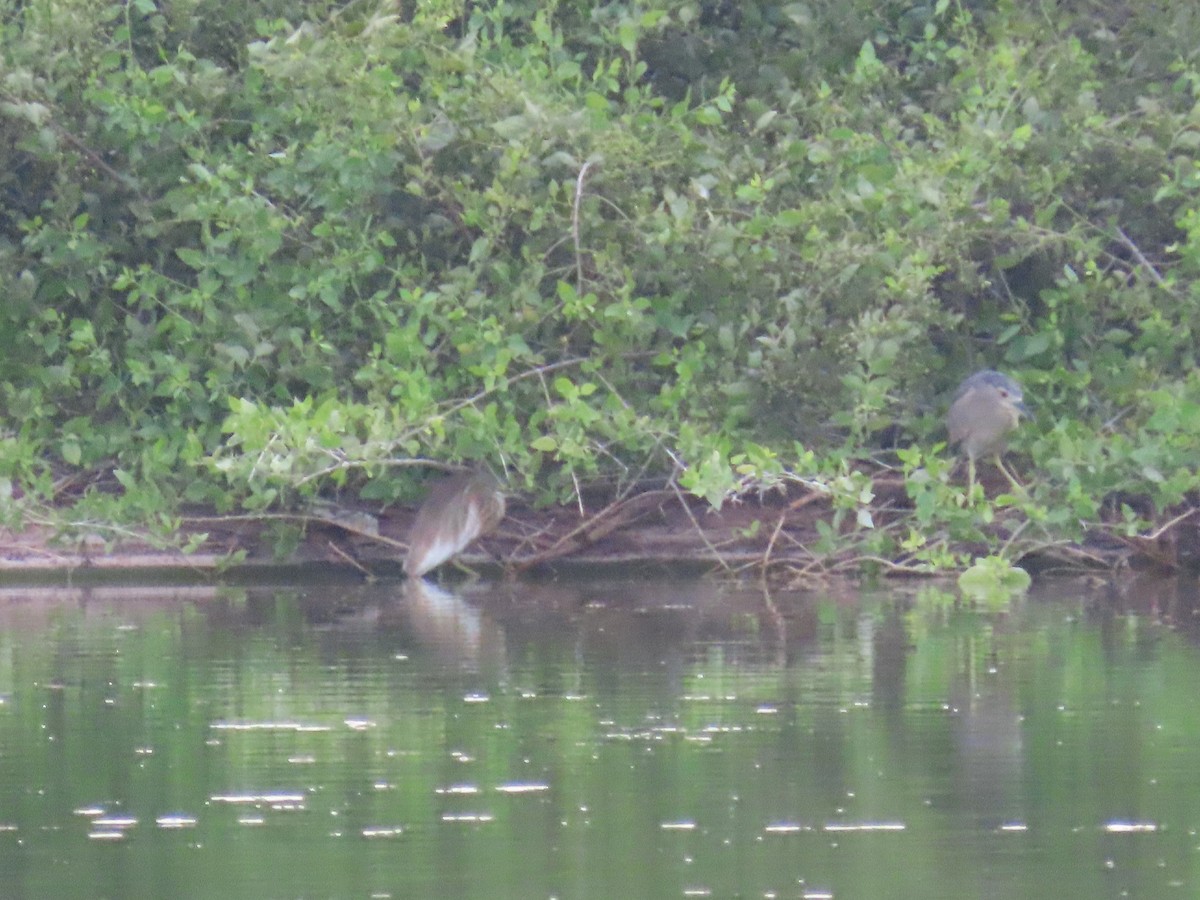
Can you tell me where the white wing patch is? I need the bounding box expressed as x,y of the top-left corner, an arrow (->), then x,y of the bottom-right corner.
406,502 -> 486,577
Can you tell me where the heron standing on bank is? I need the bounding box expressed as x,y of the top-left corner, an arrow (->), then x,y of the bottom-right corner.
946,370 -> 1029,497
404,470 -> 506,578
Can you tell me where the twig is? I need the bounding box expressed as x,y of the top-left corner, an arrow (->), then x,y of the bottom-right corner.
511,490 -> 672,569
1114,226 -> 1170,291
1091,507 -> 1196,570
1025,539 -> 1113,570
296,355 -> 649,488
295,456 -> 453,486
420,356 -> 593,426
616,436 -> 669,503
787,489 -> 828,512
506,516 -> 560,560
998,518 -> 1030,559
1143,505 -> 1199,541
669,482 -> 735,574
761,514 -> 786,573
182,511 -> 410,552
573,160 -> 594,292
828,555 -> 938,577
592,194 -> 632,222
327,540 -> 373,577
571,470 -> 584,517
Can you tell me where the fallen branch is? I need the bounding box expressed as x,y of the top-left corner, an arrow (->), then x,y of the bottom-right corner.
510,490 -> 673,570
183,511 -> 410,553
670,482 -> 736,574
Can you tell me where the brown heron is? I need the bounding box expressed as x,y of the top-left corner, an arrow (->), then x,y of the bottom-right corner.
947,369 -> 1029,496
404,470 -> 506,578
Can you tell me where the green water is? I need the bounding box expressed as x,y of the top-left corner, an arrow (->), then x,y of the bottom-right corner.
0,576 -> 1197,899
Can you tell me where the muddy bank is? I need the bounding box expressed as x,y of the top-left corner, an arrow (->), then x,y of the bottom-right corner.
0,471 -> 1193,582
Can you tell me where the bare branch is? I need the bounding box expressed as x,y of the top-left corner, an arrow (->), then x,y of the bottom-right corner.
573,159 -> 595,292
1114,226 -> 1171,291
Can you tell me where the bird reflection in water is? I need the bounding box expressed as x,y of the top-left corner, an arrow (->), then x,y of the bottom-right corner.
398,577 -> 488,668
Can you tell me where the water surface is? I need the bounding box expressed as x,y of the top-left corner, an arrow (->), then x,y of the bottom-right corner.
0,575 -> 1197,898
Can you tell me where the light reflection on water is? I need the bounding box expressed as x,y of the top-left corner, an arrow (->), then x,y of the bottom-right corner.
0,576 -> 1197,897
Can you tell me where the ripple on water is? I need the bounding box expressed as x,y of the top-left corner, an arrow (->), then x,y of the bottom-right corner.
361,826 -> 404,839
155,815 -> 197,829
209,791 -> 307,811
435,785 -> 480,796
763,823 -> 814,835
86,814 -> 137,842
494,783 -> 550,794
1103,821 -> 1158,833
822,822 -> 906,832
5,579 -> 1199,899
93,816 -> 137,829
210,721 -> 332,733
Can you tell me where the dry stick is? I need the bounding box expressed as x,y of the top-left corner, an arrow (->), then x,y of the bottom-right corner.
0,542 -> 74,562
592,194 -> 632,222
1136,543 -> 1179,570
1143,505 -> 1199,541
1059,202 -> 1175,295
998,518 -> 1031,560
406,356 -> 594,441
296,456 -> 452,487
1102,507 -> 1200,570
1032,544 -> 1118,575
570,470 -> 585,518
786,487 -> 828,512
613,435 -> 667,504
830,555 -> 936,577
21,510 -> 187,551
1114,226 -> 1170,291
183,512 -> 410,553
1111,534 -> 1180,570
511,490 -> 673,569
786,558 -> 829,582
1026,540 -> 1112,571
327,540 -> 373,577
669,483 -> 735,574
505,516 -> 561,561
573,160 -> 594,293
0,89 -> 156,205
761,514 -> 787,574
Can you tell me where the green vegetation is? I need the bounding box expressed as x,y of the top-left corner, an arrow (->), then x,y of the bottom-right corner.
1,0 -> 1199,570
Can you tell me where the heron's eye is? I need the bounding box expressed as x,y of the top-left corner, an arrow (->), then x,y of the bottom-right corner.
998,389 -> 1009,398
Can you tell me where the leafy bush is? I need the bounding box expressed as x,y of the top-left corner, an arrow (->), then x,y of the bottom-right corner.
0,0 -> 1198,567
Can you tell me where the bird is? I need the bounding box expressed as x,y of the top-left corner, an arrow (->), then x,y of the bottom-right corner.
946,369 -> 1029,497
404,470 -> 506,578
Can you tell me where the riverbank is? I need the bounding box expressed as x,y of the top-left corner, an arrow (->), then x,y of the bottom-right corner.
0,471 -> 1187,582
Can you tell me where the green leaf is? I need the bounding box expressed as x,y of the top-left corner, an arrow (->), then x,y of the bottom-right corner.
176,248 -> 207,270
958,557 -> 1031,606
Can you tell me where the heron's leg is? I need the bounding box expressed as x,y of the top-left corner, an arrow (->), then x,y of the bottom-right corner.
993,455 -> 1028,495
450,559 -> 483,579
966,456 -> 977,503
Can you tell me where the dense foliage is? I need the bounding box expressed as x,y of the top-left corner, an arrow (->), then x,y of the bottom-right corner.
1,0 -> 1199,567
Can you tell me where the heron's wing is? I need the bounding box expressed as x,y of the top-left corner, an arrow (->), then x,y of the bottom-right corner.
404,528 -> 465,577
404,495 -> 491,578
